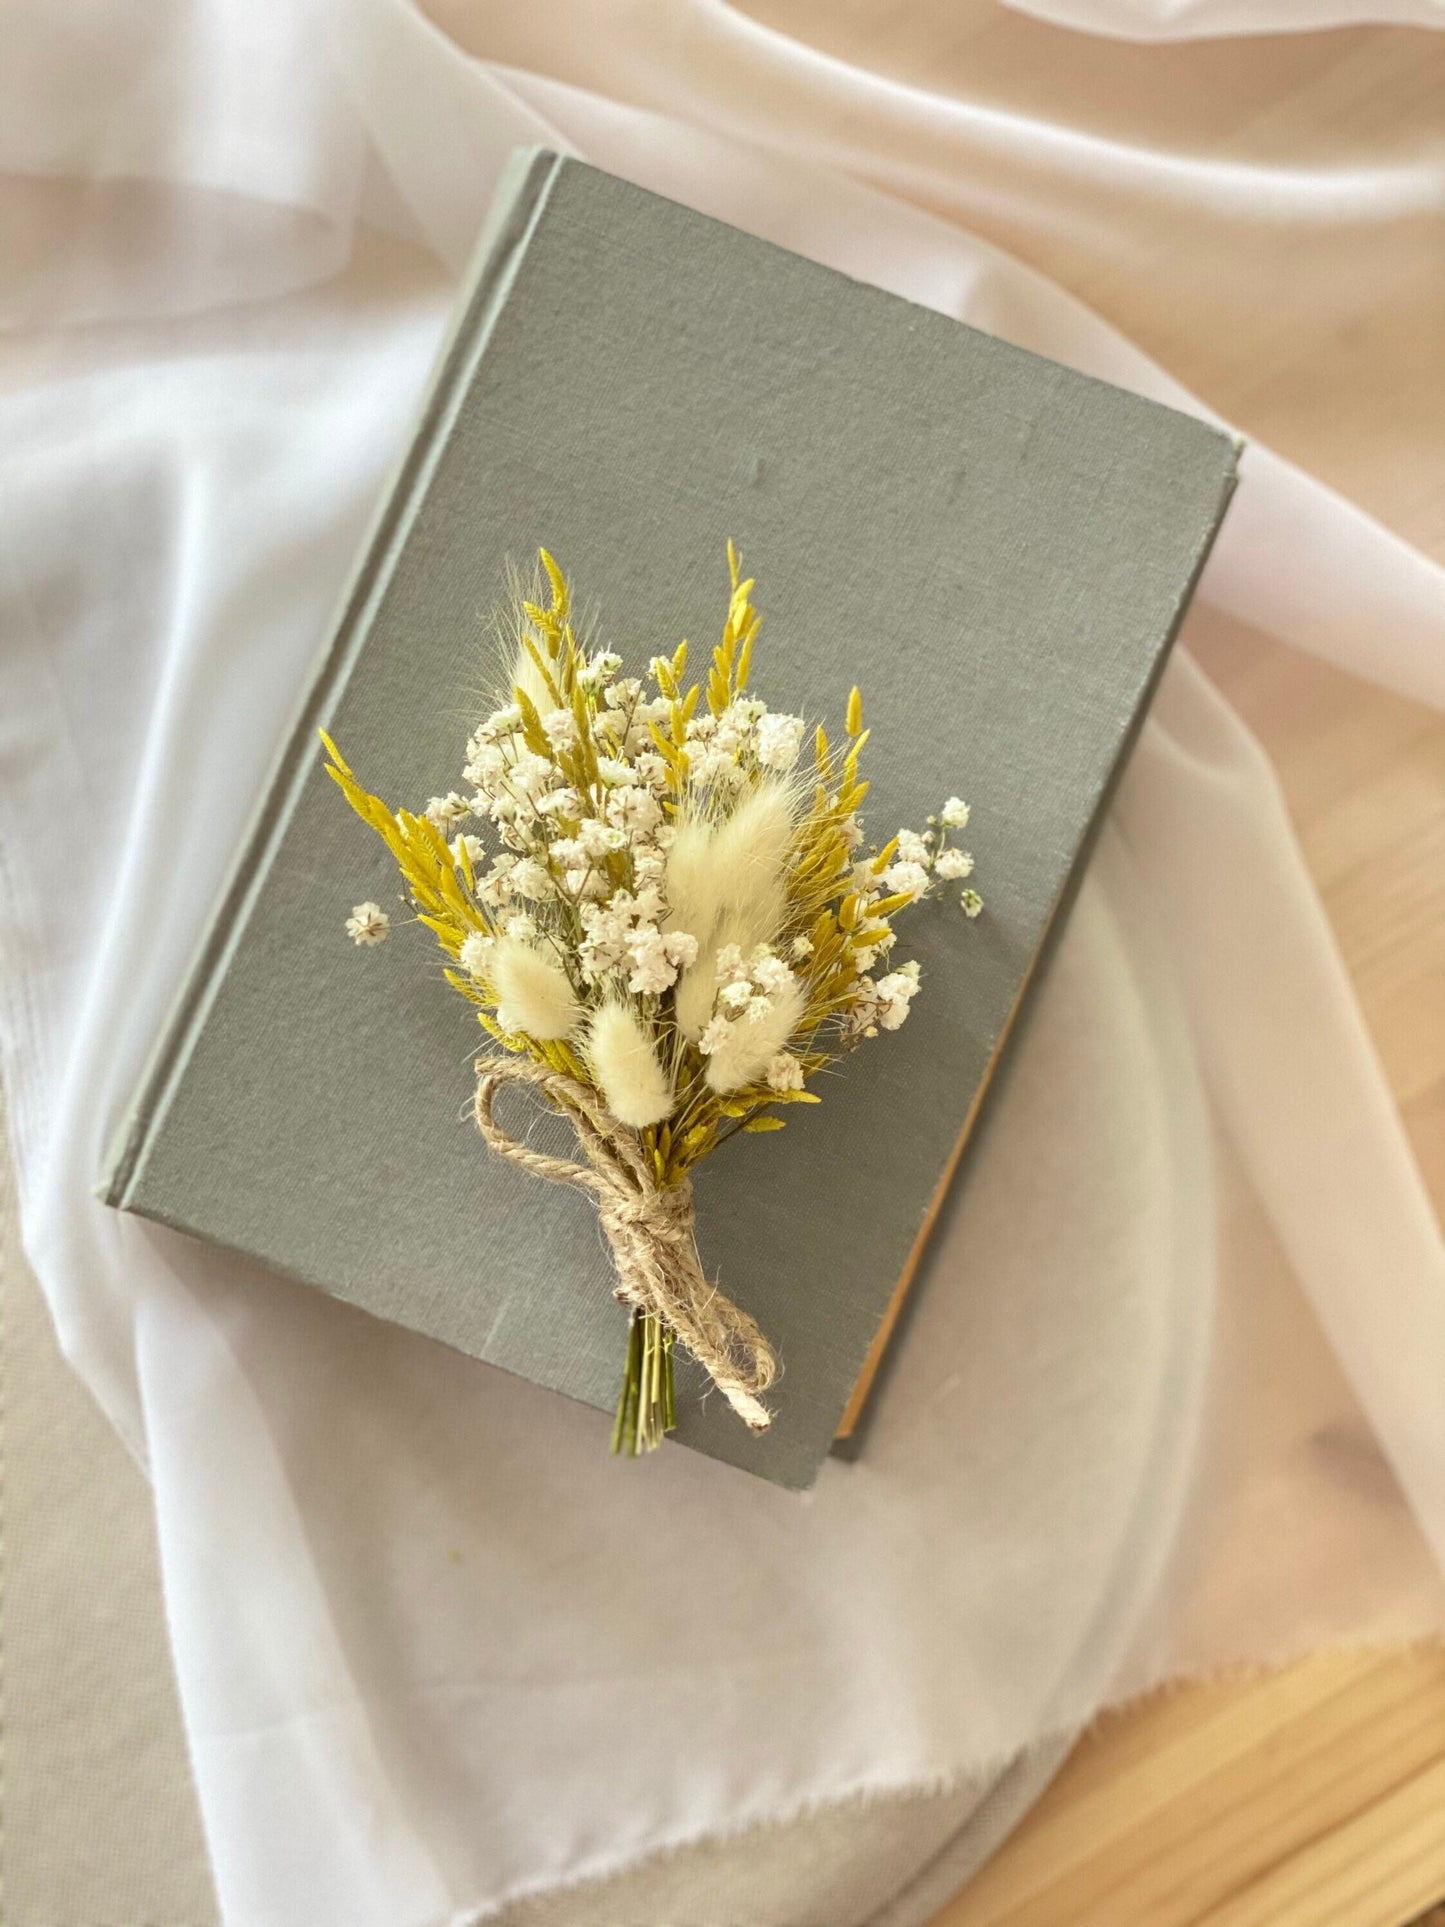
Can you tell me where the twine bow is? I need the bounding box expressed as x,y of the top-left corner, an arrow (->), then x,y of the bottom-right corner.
473,1058 -> 777,1432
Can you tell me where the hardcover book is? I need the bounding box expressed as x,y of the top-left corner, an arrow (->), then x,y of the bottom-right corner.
100,149 -> 1238,1489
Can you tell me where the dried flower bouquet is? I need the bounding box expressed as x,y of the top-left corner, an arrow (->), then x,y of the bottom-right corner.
325,546 -> 980,1454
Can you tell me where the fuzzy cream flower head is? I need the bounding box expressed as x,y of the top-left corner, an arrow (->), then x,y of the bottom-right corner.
491,937 -> 579,1040
587,1001 -> 675,1127
345,902 -> 390,946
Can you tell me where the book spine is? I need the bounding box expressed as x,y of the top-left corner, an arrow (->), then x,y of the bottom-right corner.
100,148 -> 568,1207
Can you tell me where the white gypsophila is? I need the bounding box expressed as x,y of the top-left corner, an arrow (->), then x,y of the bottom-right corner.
345,902 -> 390,946
536,786 -> 582,819
721,697 -> 762,733
510,750 -> 555,796
505,914 -> 537,943
939,796 -> 971,829
754,711 -> 805,771
750,951 -> 794,996
507,858 -> 553,902
603,677 -> 641,710
577,650 -> 622,688
464,749 -> 505,791
595,756 -> 637,788
840,815 -> 864,851
607,785 -> 663,835
624,924 -> 680,996
714,943 -> 747,984
662,930 -> 699,971
934,846 -> 974,880
498,817 -> 538,854
790,935 -> 814,960
873,961 -> 922,1031
842,992 -> 879,1042
548,836 -> 584,868
719,979 -> 753,1011
577,817 -> 625,860
765,1053 -> 804,1093
961,888 -> 984,919
688,747 -> 745,792
852,945 -> 878,973
697,1014 -> 732,1056
475,854 -> 516,907
882,859 -> 931,902
577,890 -> 669,984
634,751 -> 670,790
895,828 -> 931,867
449,833 -> 485,870
458,930 -> 493,978
424,792 -> 470,832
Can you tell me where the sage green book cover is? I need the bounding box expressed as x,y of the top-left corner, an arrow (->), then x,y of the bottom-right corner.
100,149 -> 1237,1489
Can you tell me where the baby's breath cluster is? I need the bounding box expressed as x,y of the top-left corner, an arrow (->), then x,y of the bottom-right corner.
324,545 -> 982,1449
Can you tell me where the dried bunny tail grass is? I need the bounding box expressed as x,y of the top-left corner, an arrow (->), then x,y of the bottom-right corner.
667,780 -> 795,947
673,944 -> 720,1041
668,782 -> 797,1038
587,1000 -> 676,1127
491,938 -> 580,1040
708,780 -> 795,945
511,634 -> 556,716
661,814 -> 717,944
704,977 -> 806,1095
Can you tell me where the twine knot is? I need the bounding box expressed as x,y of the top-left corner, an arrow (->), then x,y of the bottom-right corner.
473,1058 -> 777,1433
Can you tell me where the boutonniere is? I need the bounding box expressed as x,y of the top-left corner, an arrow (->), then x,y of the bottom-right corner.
324,546 -> 981,1454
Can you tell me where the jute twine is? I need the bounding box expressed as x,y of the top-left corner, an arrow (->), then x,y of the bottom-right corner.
473,1058 -> 777,1432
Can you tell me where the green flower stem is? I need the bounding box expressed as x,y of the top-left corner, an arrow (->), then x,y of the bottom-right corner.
611,1310 -> 676,1455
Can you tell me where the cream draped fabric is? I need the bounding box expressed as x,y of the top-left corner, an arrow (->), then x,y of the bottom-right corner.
0,3 -> 1442,1923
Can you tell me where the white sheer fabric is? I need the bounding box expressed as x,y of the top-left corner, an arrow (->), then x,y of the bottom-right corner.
1004,0 -> 1444,39
0,3 -> 1441,1923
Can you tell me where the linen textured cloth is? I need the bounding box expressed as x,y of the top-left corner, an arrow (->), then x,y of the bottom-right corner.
0,4 -> 1442,1924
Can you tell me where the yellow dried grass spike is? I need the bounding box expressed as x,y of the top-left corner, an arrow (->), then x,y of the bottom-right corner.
539,548 -> 569,618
